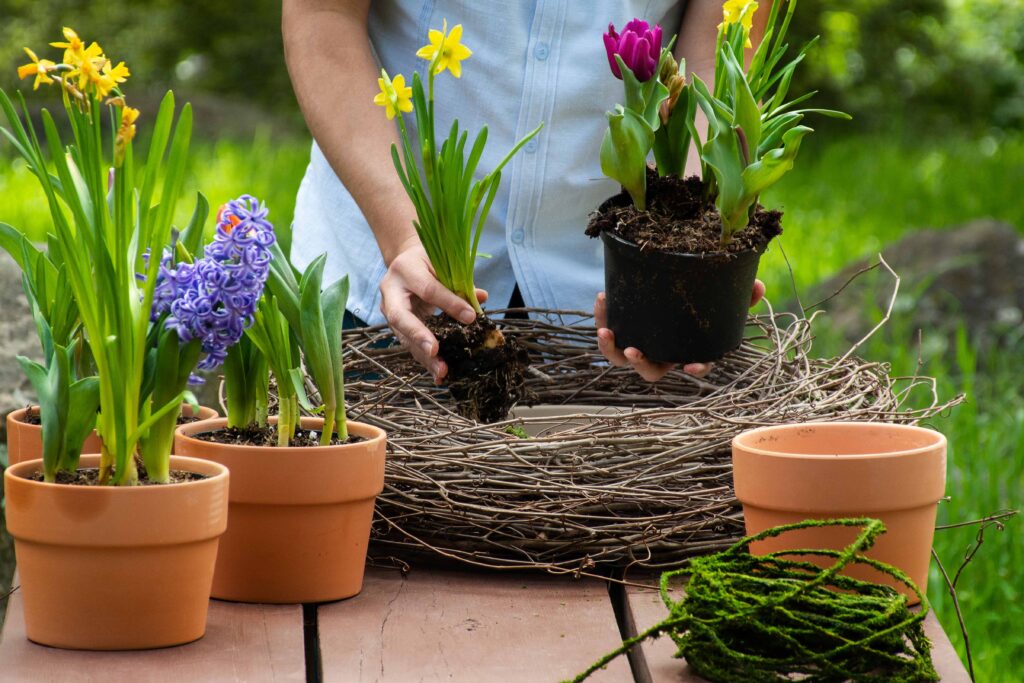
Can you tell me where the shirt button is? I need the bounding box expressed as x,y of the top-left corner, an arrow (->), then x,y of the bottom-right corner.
534,43 -> 549,61
524,138 -> 538,153
511,228 -> 525,244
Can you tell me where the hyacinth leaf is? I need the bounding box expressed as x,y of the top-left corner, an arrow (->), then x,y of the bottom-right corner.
179,192 -> 210,259
297,255 -> 337,434
320,274 -> 349,441
601,105 -> 653,211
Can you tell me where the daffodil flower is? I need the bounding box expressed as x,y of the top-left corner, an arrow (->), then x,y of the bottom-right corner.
719,0 -> 758,48
50,26 -> 86,65
373,71 -> 413,120
416,20 -> 472,78
17,48 -> 56,90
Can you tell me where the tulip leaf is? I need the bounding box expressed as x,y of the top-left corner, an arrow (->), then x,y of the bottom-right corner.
601,105 -> 654,211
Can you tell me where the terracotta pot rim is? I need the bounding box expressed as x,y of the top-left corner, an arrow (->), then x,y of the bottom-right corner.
6,405 -> 216,432
4,454 -> 229,490
175,416 -> 386,453
7,406 -> 42,432
733,421 -> 946,460
601,228 -> 765,261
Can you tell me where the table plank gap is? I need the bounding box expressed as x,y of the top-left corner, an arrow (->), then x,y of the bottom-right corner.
318,567 -> 632,682
0,570 -> 306,682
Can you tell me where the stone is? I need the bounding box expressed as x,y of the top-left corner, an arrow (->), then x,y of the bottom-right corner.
798,220 -> 1024,352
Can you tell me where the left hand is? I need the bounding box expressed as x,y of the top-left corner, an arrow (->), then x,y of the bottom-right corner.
594,280 -> 766,382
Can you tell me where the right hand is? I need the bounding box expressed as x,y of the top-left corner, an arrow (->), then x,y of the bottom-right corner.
379,237 -> 488,383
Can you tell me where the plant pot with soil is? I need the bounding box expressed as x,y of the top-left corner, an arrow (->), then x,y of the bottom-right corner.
175,417 -> 385,603
0,30 -> 268,648
175,195 -> 388,603
378,20 -> 542,422
732,421 -> 948,603
588,7 -> 849,363
4,454 -> 228,649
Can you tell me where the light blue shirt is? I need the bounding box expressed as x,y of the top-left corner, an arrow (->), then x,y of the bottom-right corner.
293,0 -> 688,325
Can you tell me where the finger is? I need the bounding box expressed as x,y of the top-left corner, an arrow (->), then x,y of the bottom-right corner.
382,292 -> 445,377
682,362 -> 713,379
597,327 -> 628,366
475,288 -> 489,304
623,347 -> 675,383
412,275 -> 477,324
594,292 -> 609,329
750,279 -> 766,308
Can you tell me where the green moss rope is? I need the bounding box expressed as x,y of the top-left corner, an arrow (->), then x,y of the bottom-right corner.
568,518 -> 939,682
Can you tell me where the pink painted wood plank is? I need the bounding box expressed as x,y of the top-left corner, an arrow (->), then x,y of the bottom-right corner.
0,571 -> 305,682
626,584 -> 971,683
318,567 -> 632,682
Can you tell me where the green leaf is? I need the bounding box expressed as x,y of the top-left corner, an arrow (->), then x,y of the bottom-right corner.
601,106 -> 654,211
701,123 -> 747,236
741,125 -> 813,200
180,192 -> 209,258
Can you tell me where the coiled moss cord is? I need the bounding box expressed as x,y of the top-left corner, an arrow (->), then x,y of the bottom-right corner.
567,518 -> 939,682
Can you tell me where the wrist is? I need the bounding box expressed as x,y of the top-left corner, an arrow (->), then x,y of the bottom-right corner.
381,231 -> 422,267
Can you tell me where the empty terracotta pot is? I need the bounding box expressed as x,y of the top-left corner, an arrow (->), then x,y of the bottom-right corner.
174,417 -> 387,603
5,404 -> 218,466
732,422 -> 947,603
4,454 -> 229,649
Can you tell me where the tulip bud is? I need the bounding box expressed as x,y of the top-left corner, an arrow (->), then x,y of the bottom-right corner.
659,52 -> 678,84
659,74 -> 686,124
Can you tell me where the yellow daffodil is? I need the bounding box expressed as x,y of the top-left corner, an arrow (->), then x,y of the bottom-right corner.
416,20 -> 472,78
50,27 -> 87,65
720,0 -> 758,48
103,61 -> 130,86
114,105 -> 139,166
373,71 -> 413,120
17,48 -> 56,90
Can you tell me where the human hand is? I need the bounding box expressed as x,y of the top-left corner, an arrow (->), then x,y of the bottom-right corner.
379,236 -> 488,383
594,280 -> 766,382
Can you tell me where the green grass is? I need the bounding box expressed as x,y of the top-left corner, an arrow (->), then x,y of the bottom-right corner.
759,131 -> 1024,294
1,130 -> 1021,675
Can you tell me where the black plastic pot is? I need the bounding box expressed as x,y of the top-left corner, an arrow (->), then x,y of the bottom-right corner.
601,230 -> 763,364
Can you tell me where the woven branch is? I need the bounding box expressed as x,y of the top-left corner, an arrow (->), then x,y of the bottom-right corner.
338,267 -> 961,576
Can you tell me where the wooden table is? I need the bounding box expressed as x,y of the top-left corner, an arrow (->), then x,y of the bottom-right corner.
0,567 -> 971,682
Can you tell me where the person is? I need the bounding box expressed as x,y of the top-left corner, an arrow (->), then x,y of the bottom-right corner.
282,0 -> 766,383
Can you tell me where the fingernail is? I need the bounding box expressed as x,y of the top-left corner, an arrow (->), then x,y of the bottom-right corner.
625,348 -> 641,361
421,340 -> 434,356
459,309 -> 476,324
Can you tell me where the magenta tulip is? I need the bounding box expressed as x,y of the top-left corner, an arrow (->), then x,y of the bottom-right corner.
603,19 -> 663,82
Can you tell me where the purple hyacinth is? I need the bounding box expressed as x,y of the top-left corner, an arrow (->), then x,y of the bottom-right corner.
150,194 -> 276,381
603,19 -> 662,82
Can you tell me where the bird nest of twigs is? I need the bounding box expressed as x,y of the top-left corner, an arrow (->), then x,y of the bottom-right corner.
341,270 -> 960,577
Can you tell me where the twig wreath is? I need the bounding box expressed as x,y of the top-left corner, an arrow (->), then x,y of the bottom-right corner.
336,263 -> 962,575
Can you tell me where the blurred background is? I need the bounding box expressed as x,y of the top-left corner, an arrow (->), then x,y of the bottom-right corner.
0,0 -> 1021,676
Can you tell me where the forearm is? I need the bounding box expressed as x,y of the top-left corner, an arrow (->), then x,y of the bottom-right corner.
282,0 -> 418,265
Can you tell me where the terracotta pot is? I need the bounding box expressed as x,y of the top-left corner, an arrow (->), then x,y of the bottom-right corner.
3,454 -> 229,649
732,422 -> 947,603
5,404 -> 218,467
174,417 -> 386,603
